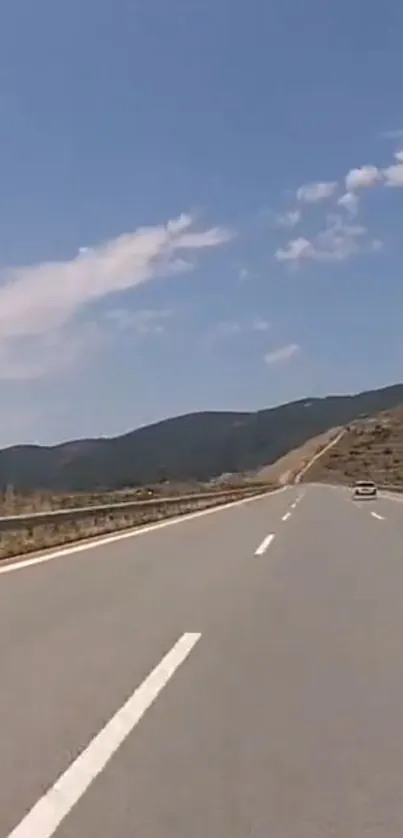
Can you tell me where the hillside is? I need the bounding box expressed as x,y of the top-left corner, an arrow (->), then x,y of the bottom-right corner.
303,405 -> 403,488
1,383 -> 403,492
254,428 -> 343,485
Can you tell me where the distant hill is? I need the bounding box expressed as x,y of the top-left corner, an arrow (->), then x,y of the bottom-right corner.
1,383 -> 403,492
302,404 -> 403,488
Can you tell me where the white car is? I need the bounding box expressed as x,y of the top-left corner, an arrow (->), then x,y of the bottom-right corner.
353,480 -> 377,499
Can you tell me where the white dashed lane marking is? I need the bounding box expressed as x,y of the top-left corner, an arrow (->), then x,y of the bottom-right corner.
6,633 -> 201,838
255,534 -> 275,556
0,488 -> 287,578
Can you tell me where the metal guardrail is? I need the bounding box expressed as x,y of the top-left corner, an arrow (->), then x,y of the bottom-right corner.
0,487 -> 268,534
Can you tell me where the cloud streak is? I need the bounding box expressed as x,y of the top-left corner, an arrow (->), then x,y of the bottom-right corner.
0,213 -> 233,379
380,128 -> 403,139
264,343 -> 300,365
105,307 -> 175,335
275,209 -> 301,228
275,215 -> 376,266
275,237 -> 313,264
0,213 -> 232,341
206,318 -> 270,346
296,181 -> 337,203
337,191 -> 359,216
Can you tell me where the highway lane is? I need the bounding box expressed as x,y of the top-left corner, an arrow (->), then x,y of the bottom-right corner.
3,484 -> 403,836
0,485 -> 295,837
55,485 -> 403,838
370,489 -> 403,522
346,486 -> 403,524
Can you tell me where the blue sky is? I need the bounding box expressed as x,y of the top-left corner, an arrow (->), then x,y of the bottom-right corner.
0,0 -> 403,446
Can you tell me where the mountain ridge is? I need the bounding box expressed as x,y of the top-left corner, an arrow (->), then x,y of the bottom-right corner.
2,383 -> 403,491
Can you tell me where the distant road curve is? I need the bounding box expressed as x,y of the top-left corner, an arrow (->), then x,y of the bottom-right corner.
294,428 -> 346,484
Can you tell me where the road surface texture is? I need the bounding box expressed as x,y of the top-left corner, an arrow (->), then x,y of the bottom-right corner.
1,484 -> 403,836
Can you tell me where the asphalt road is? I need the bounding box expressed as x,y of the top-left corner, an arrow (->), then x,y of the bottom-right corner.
1,484 -> 403,836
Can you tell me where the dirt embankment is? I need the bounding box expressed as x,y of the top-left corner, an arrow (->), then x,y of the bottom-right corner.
255,428 -> 342,485
303,407 -> 403,488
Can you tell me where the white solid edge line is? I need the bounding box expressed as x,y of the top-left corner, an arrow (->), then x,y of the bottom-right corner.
255,533 -> 275,556
282,512 -> 291,521
6,632 -> 201,838
0,487 -> 287,577
371,511 -> 385,520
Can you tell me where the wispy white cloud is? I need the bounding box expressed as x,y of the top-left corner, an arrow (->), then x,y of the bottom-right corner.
345,165 -> 382,191
337,191 -> 359,216
276,144 -> 403,269
275,215 -> 377,267
383,163 -> 403,187
369,239 -> 383,253
238,266 -> 253,283
275,237 -> 313,264
380,128 -> 403,139
0,213 -> 233,340
252,319 -> 270,332
106,308 -> 174,335
275,209 -> 301,228
235,265 -> 260,284
314,216 -> 368,260
296,181 -> 337,203
0,213 -> 233,379
264,343 -> 300,365
208,317 -> 270,345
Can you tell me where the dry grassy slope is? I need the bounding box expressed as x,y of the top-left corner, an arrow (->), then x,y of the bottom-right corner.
304,406 -> 403,488
0,476 -> 267,517
254,428 -> 342,484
